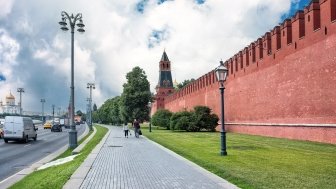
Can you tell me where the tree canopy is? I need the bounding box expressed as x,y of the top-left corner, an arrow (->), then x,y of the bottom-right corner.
119,66 -> 151,123
176,79 -> 195,89
92,66 -> 151,125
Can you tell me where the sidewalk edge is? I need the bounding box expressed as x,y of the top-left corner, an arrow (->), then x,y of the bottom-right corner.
63,124 -> 111,189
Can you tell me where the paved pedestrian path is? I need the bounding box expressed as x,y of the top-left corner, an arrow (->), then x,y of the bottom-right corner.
80,126 -> 238,189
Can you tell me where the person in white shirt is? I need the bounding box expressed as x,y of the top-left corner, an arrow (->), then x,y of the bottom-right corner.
123,123 -> 129,138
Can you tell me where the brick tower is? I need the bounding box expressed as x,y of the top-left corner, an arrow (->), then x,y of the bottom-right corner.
155,50 -> 174,110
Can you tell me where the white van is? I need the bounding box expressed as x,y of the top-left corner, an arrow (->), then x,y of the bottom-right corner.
3,116 -> 38,143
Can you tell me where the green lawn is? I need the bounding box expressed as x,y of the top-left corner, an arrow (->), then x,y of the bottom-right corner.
10,125 -> 108,189
142,128 -> 336,189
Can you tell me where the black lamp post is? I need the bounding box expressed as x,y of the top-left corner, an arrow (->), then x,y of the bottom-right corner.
59,11 -> 85,149
215,60 -> 228,156
148,101 -> 152,132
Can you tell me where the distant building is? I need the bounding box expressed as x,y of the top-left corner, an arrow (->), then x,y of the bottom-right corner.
0,92 -> 20,114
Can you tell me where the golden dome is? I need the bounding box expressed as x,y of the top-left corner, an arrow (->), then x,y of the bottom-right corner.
173,79 -> 178,87
6,92 -> 15,100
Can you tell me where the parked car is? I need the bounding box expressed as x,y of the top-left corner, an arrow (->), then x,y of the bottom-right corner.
3,116 -> 37,143
44,122 -> 52,129
51,124 -> 62,132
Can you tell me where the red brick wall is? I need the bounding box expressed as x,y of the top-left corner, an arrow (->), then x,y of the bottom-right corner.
152,0 -> 336,144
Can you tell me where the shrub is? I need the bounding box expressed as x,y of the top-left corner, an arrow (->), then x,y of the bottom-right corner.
193,106 -> 219,131
170,111 -> 198,131
170,111 -> 194,131
151,109 -> 173,129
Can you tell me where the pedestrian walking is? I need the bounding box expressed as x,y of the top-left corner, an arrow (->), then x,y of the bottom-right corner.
123,123 -> 129,138
133,119 -> 140,138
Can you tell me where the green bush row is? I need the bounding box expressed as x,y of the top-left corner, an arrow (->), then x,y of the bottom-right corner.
151,106 -> 219,132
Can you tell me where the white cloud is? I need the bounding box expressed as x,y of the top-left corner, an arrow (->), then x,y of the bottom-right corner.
0,0 -> 15,18
0,0 -> 295,113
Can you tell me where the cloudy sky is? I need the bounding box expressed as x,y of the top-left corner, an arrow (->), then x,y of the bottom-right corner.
0,0 -> 309,114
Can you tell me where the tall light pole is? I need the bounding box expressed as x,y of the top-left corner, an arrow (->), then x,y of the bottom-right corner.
17,88 -> 24,116
87,83 -> 95,131
59,11 -> 85,149
148,101 -> 152,132
52,104 -> 55,125
86,98 -> 90,127
41,99 -> 45,123
215,60 -> 228,156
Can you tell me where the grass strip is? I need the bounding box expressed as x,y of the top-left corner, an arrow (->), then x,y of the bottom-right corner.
10,125 -> 108,189
53,129 -> 93,160
142,128 -> 336,189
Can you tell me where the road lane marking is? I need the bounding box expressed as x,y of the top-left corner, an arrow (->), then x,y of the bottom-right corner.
24,144 -> 31,147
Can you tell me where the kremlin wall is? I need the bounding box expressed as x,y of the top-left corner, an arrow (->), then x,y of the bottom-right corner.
151,0 -> 336,144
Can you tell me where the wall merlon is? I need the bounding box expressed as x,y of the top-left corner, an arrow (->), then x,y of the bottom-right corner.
271,26 -> 281,51
255,38 -> 263,60
319,0 -> 336,27
304,0 -> 321,32
262,32 -> 272,55
292,10 -> 305,41
243,47 -> 249,67
248,42 -> 256,64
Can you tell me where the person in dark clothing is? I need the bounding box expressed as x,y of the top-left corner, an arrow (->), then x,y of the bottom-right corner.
133,119 -> 140,138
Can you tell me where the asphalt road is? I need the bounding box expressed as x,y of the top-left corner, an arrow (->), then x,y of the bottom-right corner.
0,124 -> 85,181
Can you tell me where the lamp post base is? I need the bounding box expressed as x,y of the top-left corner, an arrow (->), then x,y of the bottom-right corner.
69,130 -> 78,149
220,151 -> 227,156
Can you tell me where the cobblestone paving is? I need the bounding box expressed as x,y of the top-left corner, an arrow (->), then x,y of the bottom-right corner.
81,126 -> 229,189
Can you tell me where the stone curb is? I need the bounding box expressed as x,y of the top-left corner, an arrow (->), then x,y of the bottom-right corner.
72,126 -> 96,155
0,124 -> 90,189
143,135 -> 240,189
63,124 -> 111,189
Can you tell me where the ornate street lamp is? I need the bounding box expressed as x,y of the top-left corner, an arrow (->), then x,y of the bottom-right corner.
59,11 -> 85,149
87,83 -> 95,131
215,60 -> 228,156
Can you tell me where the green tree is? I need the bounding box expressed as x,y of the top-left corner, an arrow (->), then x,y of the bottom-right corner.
119,67 -> 151,123
76,110 -> 83,116
109,96 -> 122,125
151,109 -> 173,129
192,106 -> 219,131
93,103 -> 98,111
170,110 -> 194,131
81,113 -> 87,121
176,79 -> 195,89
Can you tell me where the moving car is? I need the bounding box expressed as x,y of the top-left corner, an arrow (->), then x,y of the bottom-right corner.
3,116 -> 37,143
44,122 -> 52,129
51,124 -> 62,132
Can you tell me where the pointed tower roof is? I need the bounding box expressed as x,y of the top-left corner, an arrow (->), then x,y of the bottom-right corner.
161,50 -> 169,62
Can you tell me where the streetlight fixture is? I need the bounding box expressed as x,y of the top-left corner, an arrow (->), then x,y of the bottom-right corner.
59,11 -> 85,149
215,60 -> 228,156
148,101 -> 152,132
41,99 -> 45,123
87,83 -> 95,131
17,88 -> 24,116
